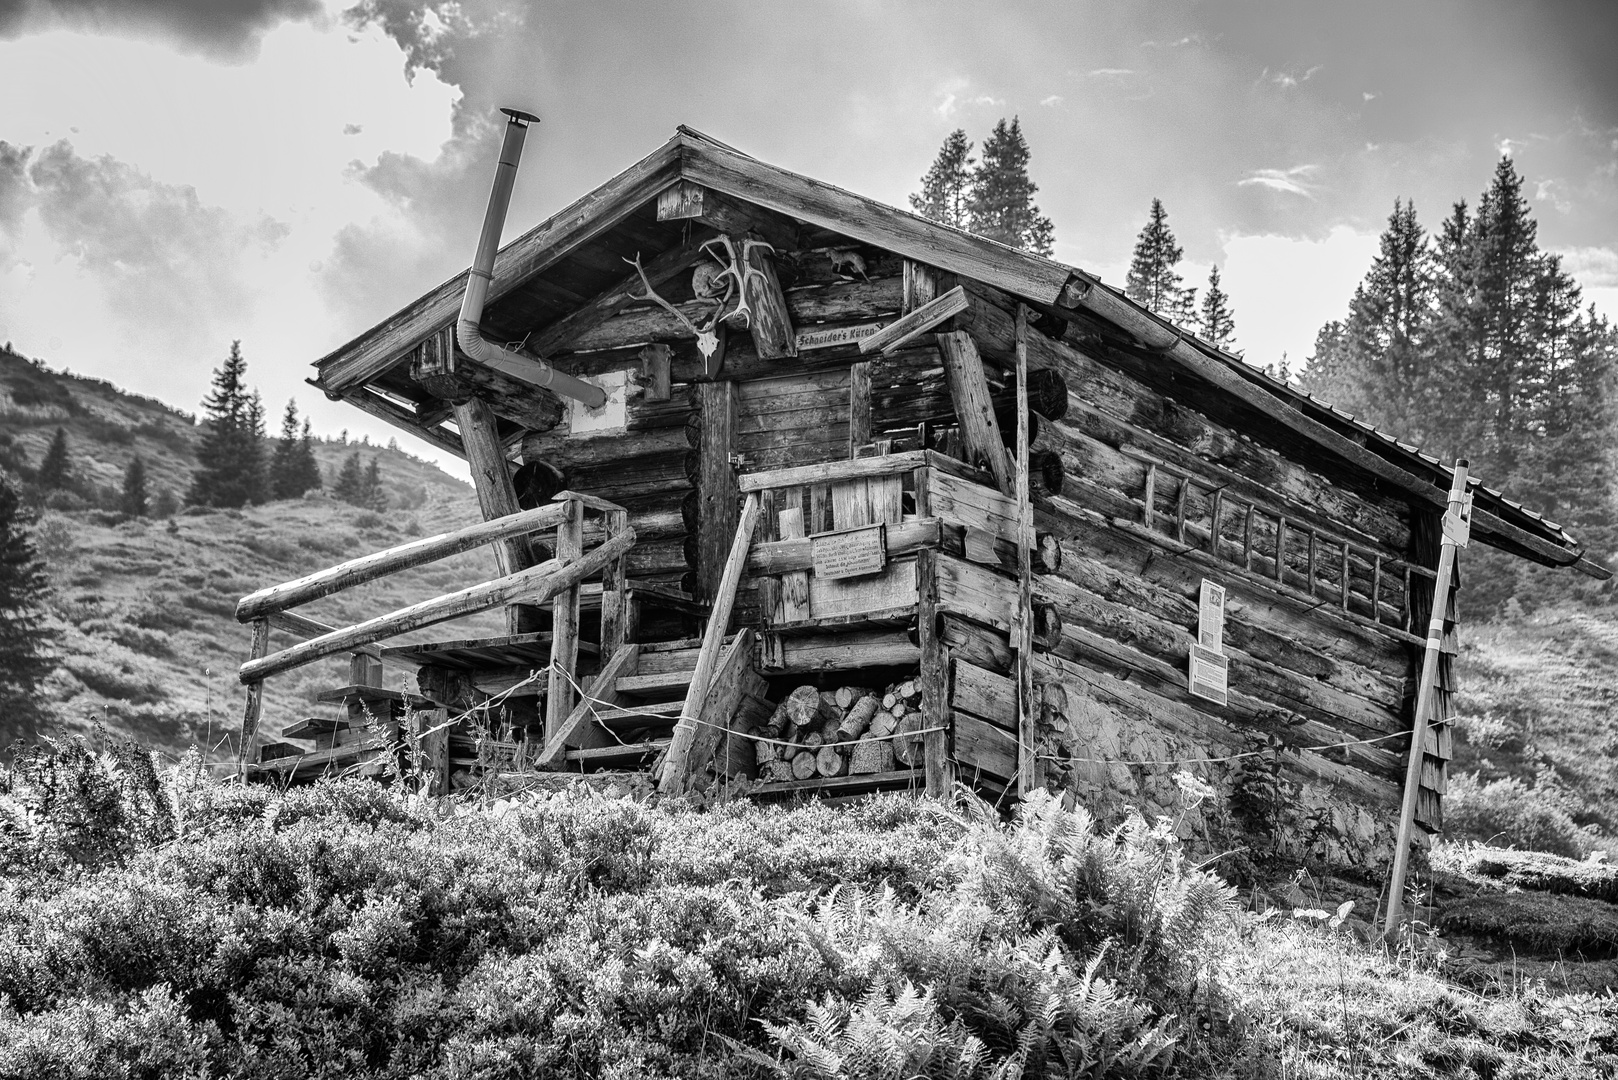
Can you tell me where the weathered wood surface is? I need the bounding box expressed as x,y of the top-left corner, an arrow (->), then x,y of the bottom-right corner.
738,449 -> 986,493
760,629 -> 920,673
695,381 -> 738,601
955,711 -> 1017,780
952,657 -> 1016,729
859,286 -> 968,355
240,529 -> 634,683
748,518 -> 941,574
847,360 -> 872,455
536,643 -> 643,767
935,551 -> 1017,633
655,180 -> 799,251
236,617 -> 271,769
661,492 -> 761,793
681,628 -> 759,782
237,502 -> 572,622
546,496 -> 584,741
526,230 -> 712,358
915,546 -> 953,797
339,385 -> 465,460
739,240 -> 797,360
937,331 -> 1013,494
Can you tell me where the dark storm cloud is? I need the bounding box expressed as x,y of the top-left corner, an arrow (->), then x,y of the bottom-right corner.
0,0 -> 323,60
0,140 -> 288,346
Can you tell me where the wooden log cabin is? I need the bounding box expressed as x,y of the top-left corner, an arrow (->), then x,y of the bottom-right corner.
234,113 -> 1607,871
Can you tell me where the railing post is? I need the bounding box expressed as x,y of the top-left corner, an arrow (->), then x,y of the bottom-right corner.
236,617 -> 271,774
600,507 -> 630,656
546,496 -> 584,744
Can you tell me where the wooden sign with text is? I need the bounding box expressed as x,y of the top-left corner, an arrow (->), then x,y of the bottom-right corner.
795,322 -> 883,352
811,524 -> 888,580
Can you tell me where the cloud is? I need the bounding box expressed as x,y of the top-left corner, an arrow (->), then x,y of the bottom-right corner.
1238,165 -> 1319,197
1141,35 -> 1204,49
1558,246 -> 1618,286
1362,92 -> 1376,102
935,92 -> 958,119
0,139 -> 287,348
1535,177 -> 1573,213
0,0 -> 323,60
1087,68 -> 1134,77
1039,95 -> 1063,107
1265,65 -> 1321,90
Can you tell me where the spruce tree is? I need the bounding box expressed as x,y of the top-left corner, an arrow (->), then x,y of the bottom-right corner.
968,118 -> 1055,255
0,473 -> 56,745
362,457 -> 389,511
1300,199 -> 1434,441
295,418 -> 323,495
1197,266 -> 1238,353
189,341 -> 267,508
37,427 -> 70,491
269,399 -> 302,500
910,129 -> 975,229
121,456 -> 148,518
1125,199 -> 1196,321
332,452 -> 366,508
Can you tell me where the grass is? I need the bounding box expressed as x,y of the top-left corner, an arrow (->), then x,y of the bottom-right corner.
0,740 -> 1616,1079
1441,844 -> 1618,903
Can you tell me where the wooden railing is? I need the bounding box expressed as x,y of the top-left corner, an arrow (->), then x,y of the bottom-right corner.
1121,449 -> 1433,634
232,493 -> 634,768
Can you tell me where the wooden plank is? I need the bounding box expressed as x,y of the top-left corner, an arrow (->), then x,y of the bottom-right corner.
1013,302 -> 1036,797
739,240 -> 797,360
600,507 -> 630,657
858,286 -> 968,355
776,504 -> 811,623
848,360 -> 872,456
936,331 -> 1012,495
916,547 -> 954,797
765,629 -> 921,673
697,381 -> 738,602
236,617 -> 271,770
739,449 -> 929,492
317,136 -> 682,391
683,629 -> 758,780
680,131 -> 1071,305
902,259 -> 941,313
655,180 -> 799,250
546,496 -> 584,743
951,657 -> 1016,729
934,551 -> 1017,632
954,711 -> 1017,780
536,643 -> 640,768
809,558 -> 917,621
236,502 -> 569,622
661,491 -> 762,794
239,529 -> 634,683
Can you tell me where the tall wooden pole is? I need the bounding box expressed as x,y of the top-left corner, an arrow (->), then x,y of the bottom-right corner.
1014,304 -> 1036,797
1383,460 -> 1470,936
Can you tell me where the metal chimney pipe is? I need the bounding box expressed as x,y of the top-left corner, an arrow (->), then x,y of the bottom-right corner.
457,108 -> 608,409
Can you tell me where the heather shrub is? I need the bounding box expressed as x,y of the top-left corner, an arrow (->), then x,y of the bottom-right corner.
1443,771 -> 1595,858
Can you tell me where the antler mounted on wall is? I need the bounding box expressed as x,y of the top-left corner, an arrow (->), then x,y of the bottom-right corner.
624,233 -> 794,371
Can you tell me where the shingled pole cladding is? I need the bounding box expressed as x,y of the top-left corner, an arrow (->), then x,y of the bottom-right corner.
1383,460 -> 1471,937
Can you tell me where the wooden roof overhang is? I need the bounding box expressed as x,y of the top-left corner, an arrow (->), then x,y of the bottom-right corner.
311,127 -> 1607,579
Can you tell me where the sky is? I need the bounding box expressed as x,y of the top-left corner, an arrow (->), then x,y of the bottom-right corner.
1,0 -> 1615,470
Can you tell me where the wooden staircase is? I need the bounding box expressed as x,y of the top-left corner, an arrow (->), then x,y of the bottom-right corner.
537,634 -> 772,777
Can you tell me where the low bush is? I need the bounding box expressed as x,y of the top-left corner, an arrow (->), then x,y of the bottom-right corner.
58,653 -> 166,705
1457,845 -> 1618,902
1439,892 -> 1618,957
1443,772 -> 1594,858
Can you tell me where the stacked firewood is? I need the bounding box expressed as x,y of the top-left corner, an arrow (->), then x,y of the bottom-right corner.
750,680 -> 925,782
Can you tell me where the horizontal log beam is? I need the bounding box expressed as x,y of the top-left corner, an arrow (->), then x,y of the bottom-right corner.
239,528 -> 635,683
333,383 -> 466,460
859,286 -> 968,355
237,501 -> 574,622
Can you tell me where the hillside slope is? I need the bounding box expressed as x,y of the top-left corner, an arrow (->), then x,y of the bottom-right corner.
0,346 -> 497,756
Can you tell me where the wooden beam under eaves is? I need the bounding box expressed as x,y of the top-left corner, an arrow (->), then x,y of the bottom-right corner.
329,381 -> 465,460
655,180 -> 798,250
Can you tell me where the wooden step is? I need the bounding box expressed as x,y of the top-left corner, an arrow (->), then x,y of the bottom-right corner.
316,684 -> 436,707
589,700 -> 686,731
281,715 -> 359,738
380,632 -> 598,671
564,739 -> 669,768
613,669 -> 696,695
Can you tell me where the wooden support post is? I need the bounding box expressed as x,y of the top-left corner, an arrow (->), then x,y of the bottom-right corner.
936,330 -> 1014,495
848,360 -> 872,457
903,260 -> 941,313
661,492 -> 761,794
546,497 -> 584,744
696,381 -> 738,602
1385,462 -> 1472,937
916,546 -> 954,797
1372,555 -> 1384,623
1207,488 -> 1224,555
1174,478 -> 1188,545
1143,464 -> 1157,530
1013,304 -> 1036,798
1275,517 -> 1288,585
420,707 -> 449,798
237,616 -> 270,772
738,240 -> 797,360
600,507 -> 630,655
452,394 -> 537,634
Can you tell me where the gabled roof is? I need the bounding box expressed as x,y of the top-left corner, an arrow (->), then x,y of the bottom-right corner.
312,126 -> 1607,579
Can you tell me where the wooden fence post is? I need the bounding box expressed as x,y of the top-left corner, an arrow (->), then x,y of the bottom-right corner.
546,496 -> 584,744
236,616 -> 271,774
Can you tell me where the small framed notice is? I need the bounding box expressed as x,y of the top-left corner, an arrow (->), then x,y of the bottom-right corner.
811,524 -> 888,580
1198,579 -> 1226,653
1188,643 -> 1230,706
795,322 -> 883,351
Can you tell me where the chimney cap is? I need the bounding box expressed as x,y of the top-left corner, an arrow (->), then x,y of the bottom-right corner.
500,108 -> 541,125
